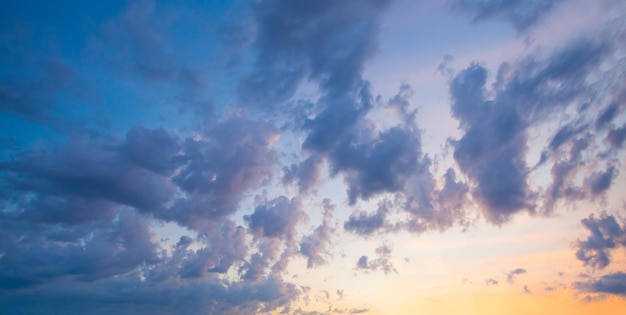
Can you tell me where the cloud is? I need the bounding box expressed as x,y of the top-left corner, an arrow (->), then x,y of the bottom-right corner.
507,268 -> 527,283
283,154 -> 325,193
524,285 -> 531,294
485,278 -> 499,286
607,124 -> 626,149
300,199 -> 336,268
583,166 -> 617,197
575,213 -> 626,270
166,116 -> 279,229
449,63 -> 533,224
0,273 -> 300,315
355,244 -> 397,275
344,201 -> 391,236
245,196 -> 306,240
178,220 -> 249,278
449,0 -> 566,32
0,209 -> 158,288
575,272 -> 626,297
243,196 -> 308,276
1,134 -> 177,216
448,28 -> 625,222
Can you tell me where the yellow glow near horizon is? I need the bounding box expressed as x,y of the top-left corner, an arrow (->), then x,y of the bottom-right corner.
390,289 -> 626,315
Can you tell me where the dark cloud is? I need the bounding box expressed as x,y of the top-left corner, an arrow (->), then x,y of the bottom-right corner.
0,209 -> 158,288
607,124 -> 626,149
331,126 -> 423,205
449,63 -> 532,224
507,268 -> 527,283
344,201 -> 391,236
575,213 -> 626,270
449,0 -> 565,32
0,115 -> 278,231
549,124 -> 587,151
595,103 -> 621,130
0,274 -> 300,315
300,199 -> 336,268
575,272 -> 626,297
1,134 -> 177,215
118,126 -> 182,175
448,29 -> 625,222
583,166 -> 617,197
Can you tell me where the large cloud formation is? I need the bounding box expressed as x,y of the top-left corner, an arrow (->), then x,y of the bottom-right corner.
1,0 -> 626,313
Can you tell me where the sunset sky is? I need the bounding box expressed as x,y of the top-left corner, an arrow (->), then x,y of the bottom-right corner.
1,0 -> 626,314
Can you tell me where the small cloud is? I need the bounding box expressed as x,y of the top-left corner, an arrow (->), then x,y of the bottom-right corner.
507,268 -> 527,284
486,278 -> 499,286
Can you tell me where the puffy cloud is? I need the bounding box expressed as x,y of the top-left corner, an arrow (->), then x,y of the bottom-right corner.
344,201 -> 391,236
330,126 -> 424,205
355,244 -> 397,275
283,154 -> 325,193
575,213 -> 626,270
167,117 -> 279,228
245,196 -> 306,240
449,63 -> 532,224
300,199 -> 336,268
448,27 -> 626,222
449,0 -> 566,32
118,126 -> 182,175
178,220 -> 248,278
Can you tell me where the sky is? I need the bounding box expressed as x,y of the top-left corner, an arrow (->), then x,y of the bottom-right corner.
1,0 -> 626,314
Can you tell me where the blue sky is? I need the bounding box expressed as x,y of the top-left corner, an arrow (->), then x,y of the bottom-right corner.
1,0 -> 626,314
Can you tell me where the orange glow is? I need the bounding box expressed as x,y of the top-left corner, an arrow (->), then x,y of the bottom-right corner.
394,289 -> 626,315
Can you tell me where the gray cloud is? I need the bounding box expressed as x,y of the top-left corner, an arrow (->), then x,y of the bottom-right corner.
448,27 -> 625,222
344,201 -> 391,236
245,196 -> 306,240
575,272 -> 626,297
0,273 -> 300,315
575,213 -> 626,270
449,63 -> 533,224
